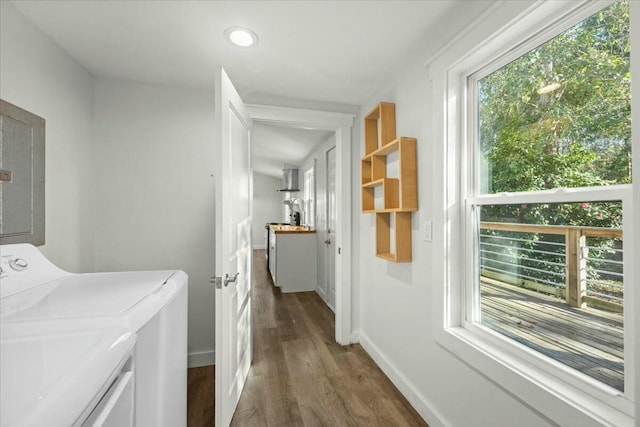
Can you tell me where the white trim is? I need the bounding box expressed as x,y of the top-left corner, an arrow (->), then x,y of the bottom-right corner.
424,0 -> 508,69
359,332 -> 449,427
247,104 -> 355,130
188,350 -> 215,368
467,185 -> 632,205
302,163 -> 315,228
630,2 -> 640,420
438,328 -> 633,427
467,0 -> 618,83
246,104 -> 355,345
334,125 -> 353,344
315,286 -> 327,299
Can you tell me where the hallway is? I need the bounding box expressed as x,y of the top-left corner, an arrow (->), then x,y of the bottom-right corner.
187,250 -> 427,426
230,250 -> 427,426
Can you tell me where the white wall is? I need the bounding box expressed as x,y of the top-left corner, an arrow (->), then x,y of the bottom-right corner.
0,1 -> 95,272
93,78 -> 216,366
0,3 -> 216,365
355,1 -> 580,427
300,135 -> 335,306
252,172 -> 282,249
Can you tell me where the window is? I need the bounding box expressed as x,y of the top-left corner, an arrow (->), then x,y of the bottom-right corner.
303,166 -> 315,228
469,0 -> 630,392
441,0 -> 636,423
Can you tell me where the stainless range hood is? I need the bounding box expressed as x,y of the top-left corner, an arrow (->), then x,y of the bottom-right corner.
278,168 -> 300,192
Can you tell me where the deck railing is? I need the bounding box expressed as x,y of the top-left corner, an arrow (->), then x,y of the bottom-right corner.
479,222 -> 623,312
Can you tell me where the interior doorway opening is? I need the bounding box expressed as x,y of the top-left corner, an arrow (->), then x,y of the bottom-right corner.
247,104 -> 355,344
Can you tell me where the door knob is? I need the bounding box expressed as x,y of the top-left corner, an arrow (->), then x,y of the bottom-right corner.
324,239 -> 331,245
210,276 -> 222,289
224,272 -> 240,287
210,272 -> 240,289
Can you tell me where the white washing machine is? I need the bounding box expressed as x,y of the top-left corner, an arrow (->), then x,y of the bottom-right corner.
0,243 -> 188,427
1,317 -> 136,427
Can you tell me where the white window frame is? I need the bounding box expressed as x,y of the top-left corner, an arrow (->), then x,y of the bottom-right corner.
437,1 -> 638,426
303,164 -> 316,228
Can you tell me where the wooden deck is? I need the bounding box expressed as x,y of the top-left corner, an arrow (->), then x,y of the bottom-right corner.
481,278 -> 624,391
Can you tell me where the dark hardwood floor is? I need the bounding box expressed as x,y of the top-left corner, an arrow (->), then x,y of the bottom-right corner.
187,250 -> 427,427
188,365 -> 215,426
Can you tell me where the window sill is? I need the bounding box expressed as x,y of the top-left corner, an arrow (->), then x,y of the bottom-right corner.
436,326 -> 633,427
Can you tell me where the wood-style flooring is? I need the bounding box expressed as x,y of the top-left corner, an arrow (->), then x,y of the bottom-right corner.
187,249 -> 427,427
188,365 -> 215,425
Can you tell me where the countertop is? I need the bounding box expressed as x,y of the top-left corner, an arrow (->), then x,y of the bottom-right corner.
269,225 -> 316,234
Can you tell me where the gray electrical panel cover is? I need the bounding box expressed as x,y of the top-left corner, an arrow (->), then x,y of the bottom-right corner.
0,99 -> 45,246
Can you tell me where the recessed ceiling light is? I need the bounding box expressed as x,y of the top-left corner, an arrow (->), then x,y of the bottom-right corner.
224,27 -> 258,47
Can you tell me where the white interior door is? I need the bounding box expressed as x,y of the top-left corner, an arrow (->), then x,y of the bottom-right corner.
214,67 -> 253,427
325,146 -> 336,309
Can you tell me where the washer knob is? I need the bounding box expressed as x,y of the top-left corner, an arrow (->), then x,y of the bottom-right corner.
9,258 -> 28,271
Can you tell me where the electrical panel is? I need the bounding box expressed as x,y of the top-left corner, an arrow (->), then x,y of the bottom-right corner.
0,100 -> 45,246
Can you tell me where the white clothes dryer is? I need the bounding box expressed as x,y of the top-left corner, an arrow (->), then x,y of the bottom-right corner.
1,317 -> 136,427
0,244 -> 188,427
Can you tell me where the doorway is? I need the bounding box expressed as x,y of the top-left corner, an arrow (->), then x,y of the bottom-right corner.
250,124 -> 331,250
247,104 -> 355,344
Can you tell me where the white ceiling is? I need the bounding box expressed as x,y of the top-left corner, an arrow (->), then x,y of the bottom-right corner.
10,0 -> 461,106
10,0 -> 465,179
252,124 -> 333,178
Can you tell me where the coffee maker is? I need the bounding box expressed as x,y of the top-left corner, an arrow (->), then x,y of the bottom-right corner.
291,211 -> 301,226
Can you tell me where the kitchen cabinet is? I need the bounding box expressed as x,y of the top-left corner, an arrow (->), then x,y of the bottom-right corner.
268,225 -> 316,293
268,229 -> 277,282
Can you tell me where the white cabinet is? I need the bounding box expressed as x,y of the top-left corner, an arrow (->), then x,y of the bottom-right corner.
268,230 -> 277,283
268,228 -> 316,293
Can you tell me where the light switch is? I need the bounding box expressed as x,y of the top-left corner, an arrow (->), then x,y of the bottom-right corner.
423,220 -> 432,242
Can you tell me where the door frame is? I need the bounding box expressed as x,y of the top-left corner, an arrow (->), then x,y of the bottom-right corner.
247,104 -> 355,345
325,145 -> 337,311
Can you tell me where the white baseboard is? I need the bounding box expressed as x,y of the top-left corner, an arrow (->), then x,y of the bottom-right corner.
358,332 -> 449,427
349,331 -> 360,344
188,350 -> 215,368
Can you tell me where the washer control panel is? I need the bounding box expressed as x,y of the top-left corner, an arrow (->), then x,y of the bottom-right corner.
0,256 -> 29,279
0,243 -> 67,299
9,258 -> 28,271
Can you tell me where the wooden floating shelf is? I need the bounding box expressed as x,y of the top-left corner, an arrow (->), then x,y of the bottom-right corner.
361,157 -> 372,185
366,136 -> 413,157
364,102 -> 396,156
362,178 -> 386,188
360,137 -> 417,212
362,178 -> 399,211
360,102 -> 418,263
375,212 -> 412,262
362,207 -> 417,214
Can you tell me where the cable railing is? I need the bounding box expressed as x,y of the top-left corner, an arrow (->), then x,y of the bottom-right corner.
480,222 -> 623,312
